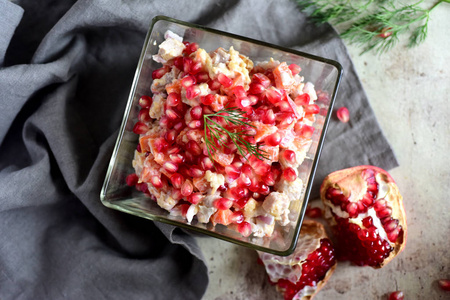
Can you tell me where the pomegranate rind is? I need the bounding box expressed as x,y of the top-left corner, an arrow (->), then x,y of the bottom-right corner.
320,165 -> 407,268
260,220 -> 337,300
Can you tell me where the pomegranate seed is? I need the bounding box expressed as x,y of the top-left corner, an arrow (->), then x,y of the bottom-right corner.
304,104 -> 320,114
378,27 -> 393,38
236,97 -> 251,109
181,180 -> 193,197
346,202 -> 359,217
389,291 -> 404,300
258,183 -> 270,195
294,93 -> 310,106
132,122 -> 148,134
249,83 -> 265,94
138,108 -> 150,122
135,182 -> 148,193
190,106 -> 203,119
164,129 -> 177,144
154,138 -> 169,152
374,199 -> 387,211
201,94 -> 215,105
189,62 -> 202,75
377,207 -> 392,218
169,153 -> 185,164
305,207 -> 322,218
186,192 -> 201,205
186,85 -> 201,100
225,165 -> 241,180
189,166 -> 205,178
265,132 -> 281,146
186,140 -> 202,156
237,221 -> 252,237
265,87 -> 282,104
165,108 -> 180,120
217,73 -> 232,88
283,167 -> 297,182
170,173 -> 184,189
237,173 -> 252,187
387,226 -> 401,242
159,116 -> 170,128
262,109 -> 275,125
252,161 -> 270,176
173,56 -> 183,69
200,156 -> 214,170
167,92 -> 181,107
278,114 -> 295,128
288,63 -> 301,75
195,71 -> 209,83
297,124 -> 315,138
362,216 -> 373,228
252,73 -> 271,87
282,149 -> 296,164
233,86 -> 247,99
150,176 -> 163,189
278,100 -> 292,112
384,219 -> 399,232
208,79 -> 221,90
337,107 -> 350,123
136,144 -> 142,152
438,279 -> 450,291
262,173 -> 275,186
181,75 -> 196,88
184,42 -> 199,54
187,120 -> 202,129
152,67 -> 167,79
171,189 -> 183,200
126,173 -> 138,186
214,198 -> 233,210
163,161 -> 178,173
138,95 -> 152,108
230,211 -> 244,223
183,57 -> 193,73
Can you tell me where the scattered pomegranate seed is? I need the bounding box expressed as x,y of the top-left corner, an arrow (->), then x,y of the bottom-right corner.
305,206 -> 322,218
138,95 -> 152,108
190,106 -> 203,119
132,122 -> 149,134
126,174 -> 139,186
135,182 -> 148,193
152,67 -> 167,79
165,108 -> 181,120
217,73 -> 232,88
187,120 -> 202,129
164,129 -> 177,144
283,167 -> 297,182
296,124 -> 315,138
262,109 -> 275,124
378,27 -> 393,38
438,279 -> 450,291
389,291 -> 404,300
337,107 -> 350,123
183,57 -> 193,73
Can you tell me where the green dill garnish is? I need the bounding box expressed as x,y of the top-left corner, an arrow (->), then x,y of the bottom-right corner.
203,106 -> 269,162
294,0 -> 449,54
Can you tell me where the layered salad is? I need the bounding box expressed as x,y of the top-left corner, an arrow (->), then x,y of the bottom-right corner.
128,31 -> 320,238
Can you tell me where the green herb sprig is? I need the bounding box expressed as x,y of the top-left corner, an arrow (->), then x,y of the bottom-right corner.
203,107 -> 269,162
295,0 -> 449,54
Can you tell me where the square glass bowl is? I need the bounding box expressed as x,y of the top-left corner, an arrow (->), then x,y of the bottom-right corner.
100,16 -> 342,256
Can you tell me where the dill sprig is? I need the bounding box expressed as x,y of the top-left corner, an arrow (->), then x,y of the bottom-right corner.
203,107 -> 269,162
294,0 -> 449,54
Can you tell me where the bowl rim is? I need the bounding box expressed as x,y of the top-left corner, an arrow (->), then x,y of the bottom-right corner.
100,15 -> 343,256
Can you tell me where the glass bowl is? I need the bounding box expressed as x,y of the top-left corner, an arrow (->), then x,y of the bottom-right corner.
100,15 -> 342,256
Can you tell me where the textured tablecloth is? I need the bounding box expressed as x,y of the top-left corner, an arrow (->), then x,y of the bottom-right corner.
0,0 -> 398,299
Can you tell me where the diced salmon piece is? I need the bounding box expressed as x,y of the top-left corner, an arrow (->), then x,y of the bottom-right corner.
210,94 -> 229,112
212,152 -> 234,167
193,176 -> 210,193
260,145 -> 279,162
273,62 -> 295,90
251,122 -> 277,142
211,209 -> 233,226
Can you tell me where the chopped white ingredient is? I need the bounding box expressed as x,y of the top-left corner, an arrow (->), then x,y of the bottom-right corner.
262,192 -> 290,226
204,170 -> 225,195
275,177 -> 303,200
157,192 -> 178,211
149,94 -> 165,119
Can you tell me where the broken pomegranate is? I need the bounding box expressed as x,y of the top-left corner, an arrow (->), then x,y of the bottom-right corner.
258,220 -> 336,300
320,165 -> 407,268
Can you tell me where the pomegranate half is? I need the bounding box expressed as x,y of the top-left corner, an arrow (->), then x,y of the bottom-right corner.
258,220 -> 336,300
320,165 -> 407,268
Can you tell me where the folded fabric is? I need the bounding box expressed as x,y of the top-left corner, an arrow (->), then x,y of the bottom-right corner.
0,0 -> 397,299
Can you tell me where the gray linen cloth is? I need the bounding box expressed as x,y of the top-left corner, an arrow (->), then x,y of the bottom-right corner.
0,0 -> 398,299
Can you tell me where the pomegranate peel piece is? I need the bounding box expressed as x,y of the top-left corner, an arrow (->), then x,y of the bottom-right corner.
320,165 -> 407,268
258,220 -> 337,300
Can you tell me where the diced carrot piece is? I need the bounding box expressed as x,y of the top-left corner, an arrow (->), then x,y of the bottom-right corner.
273,62 -> 295,90
165,81 -> 182,94
211,209 -> 234,226
139,135 -> 153,152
